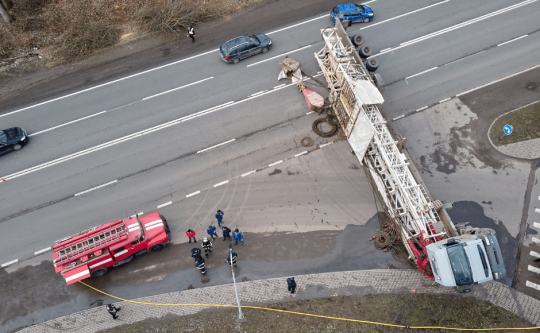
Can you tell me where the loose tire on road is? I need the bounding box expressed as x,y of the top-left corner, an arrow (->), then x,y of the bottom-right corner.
365,57 -> 379,72
150,244 -> 165,252
233,58 -> 240,64
91,268 -> 108,278
262,47 -> 269,53
351,34 -> 365,47
359,45 -> 372,59
312,118 -> 338,137
301,137 -> 314,147
13,144 -> 22,151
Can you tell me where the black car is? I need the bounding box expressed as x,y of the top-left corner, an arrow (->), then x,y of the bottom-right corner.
219,34 -> 272,64
0,127 -> 28,155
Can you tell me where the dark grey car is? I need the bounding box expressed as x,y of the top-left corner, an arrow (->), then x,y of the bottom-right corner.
220,34 -> 272,64
0,127 -> 28,156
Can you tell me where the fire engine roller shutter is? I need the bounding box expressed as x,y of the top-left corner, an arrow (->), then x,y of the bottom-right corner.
63,264 -> 91,285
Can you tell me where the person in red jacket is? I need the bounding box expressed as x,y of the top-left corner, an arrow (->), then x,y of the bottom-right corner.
186,229 -> 196,243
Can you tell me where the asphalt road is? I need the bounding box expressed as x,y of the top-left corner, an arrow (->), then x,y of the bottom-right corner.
1,0 -> 540,331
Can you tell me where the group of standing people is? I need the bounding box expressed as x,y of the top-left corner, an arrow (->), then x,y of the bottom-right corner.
185,210 -> 242,275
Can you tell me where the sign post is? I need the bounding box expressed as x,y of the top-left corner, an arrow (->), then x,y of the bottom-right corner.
501,124 -> 513,140
229,242 -> 246,322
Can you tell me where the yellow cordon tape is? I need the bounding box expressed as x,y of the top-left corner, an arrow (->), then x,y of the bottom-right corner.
80,281 -> 540,331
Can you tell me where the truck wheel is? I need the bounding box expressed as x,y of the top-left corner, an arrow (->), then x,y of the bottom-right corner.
91,268 -> 108,277
150,244 -> 165,252
365,58 -> 379,71
262,47 -> 269,53
233,58 -> 240,64
359,45 -> 372,59
351,34 -> 365,47
477,228 -> 496,236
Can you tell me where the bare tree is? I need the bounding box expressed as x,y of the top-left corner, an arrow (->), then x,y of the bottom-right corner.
0,0 -> 12,23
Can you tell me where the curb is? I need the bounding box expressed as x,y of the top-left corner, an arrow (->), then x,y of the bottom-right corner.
487,100 -> 540,160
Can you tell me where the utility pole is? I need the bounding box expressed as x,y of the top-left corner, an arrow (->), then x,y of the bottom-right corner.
229,242 -> 246,322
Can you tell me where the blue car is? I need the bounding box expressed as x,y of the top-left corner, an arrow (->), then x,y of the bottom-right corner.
331,3 -> 374,24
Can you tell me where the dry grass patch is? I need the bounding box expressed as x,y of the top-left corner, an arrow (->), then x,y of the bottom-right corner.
489,101 -> 540,146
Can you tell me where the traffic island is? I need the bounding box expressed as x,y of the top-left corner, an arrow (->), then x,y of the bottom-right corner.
488,100 -> 540,159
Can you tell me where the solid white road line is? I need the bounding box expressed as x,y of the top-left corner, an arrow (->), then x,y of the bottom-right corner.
497,35 -> 528,47
306,111 -> 314,115
361,0 -> 450,30
197,139 -> 236,154
250,91 -> 265,97
526,280 -> 540,290
74,180 -> 118,196
274,84 -> 286,89
393,115 -> 405,121
142,77 -> 214,100
534,222 -> 540,229
320,142 -> 333,148
214,180 -> 229,187
241,170 -> 256,177
247,45 -> 313,67
1,76 -> 325,180
439,98 -> 451,103
416,106 -> 428,112
295,151 -> 308,157
370,0 -> 537,58
405,67 -> 438,80
531,251 -> 540,258
528,265 -> 540,274
1,49 -> 219,118
29,111 -> 107,137
130,212 -> 144,217
267,15 -> 327,35
268,160 -> 283,167
1,259 -> 18,267
34,247 -> 52,255
457,63 -> 540,97
157,201 -> 172,209
186,191 -> 200,198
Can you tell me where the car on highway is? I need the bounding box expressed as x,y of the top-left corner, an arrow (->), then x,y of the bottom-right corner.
330,3 -> 374,24
219,34 -> 272,64
0,127 -> 28,156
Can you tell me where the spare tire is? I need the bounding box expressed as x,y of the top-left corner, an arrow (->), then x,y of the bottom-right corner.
365,57 -> 379,72
359,45 -> 372,59
351,34 -> 365,47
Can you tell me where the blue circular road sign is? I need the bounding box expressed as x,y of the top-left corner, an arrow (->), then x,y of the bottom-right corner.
503,125 -> 513,135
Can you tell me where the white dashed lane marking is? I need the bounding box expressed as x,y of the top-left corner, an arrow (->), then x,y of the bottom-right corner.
241,171 -> 256,177
157,201 -> 172,209
34,247 -> 52,256
1,259 -> 18,268
214,180 -> 229,188
186,191 -> 200,198
268,161 -> 283,167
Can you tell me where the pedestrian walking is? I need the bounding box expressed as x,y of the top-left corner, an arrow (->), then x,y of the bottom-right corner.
188,25 -> 195,43
191,247 -> 202,260
105,304 -> 121,319
226,251 -> 238,268
202,238 -> 213,257
186,229 -> 196,243
195,257 -> 206,275
222,226 -> 232,241
215,210 -> 224,226
207,225 -> 218,241
287,277 -> 297,294
233,228 -> 244,245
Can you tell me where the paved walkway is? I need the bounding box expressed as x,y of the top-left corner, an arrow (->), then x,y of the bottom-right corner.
494,137 -> 540,160
17,269 -> 540,332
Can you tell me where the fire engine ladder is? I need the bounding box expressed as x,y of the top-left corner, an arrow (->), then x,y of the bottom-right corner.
54,223 -> 126,265
315,22 -> 447,264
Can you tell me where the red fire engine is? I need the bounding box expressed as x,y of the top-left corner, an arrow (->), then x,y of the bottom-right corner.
53,212 -> 171,285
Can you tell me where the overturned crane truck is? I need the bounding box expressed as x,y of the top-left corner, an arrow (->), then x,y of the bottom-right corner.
53,212 -> 170,285
316,20 -> 505,290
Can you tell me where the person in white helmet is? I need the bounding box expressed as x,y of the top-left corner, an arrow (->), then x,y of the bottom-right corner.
202,238 -> 213,257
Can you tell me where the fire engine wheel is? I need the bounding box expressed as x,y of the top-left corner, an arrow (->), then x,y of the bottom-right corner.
359,45 -> 372,59
115,255 -> 134,266
91,268 -> 109,278
476,228 -> 496,237
232,58 -> 240,64
365,58 -> 379,72
150,244 -> 165,252
312,118 -> 338,138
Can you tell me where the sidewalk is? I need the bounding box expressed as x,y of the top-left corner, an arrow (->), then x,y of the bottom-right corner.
18,269 -> 540,332
494,137 -> 540,160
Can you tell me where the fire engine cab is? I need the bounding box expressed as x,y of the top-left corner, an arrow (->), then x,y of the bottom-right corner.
53,212 -> 171,285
